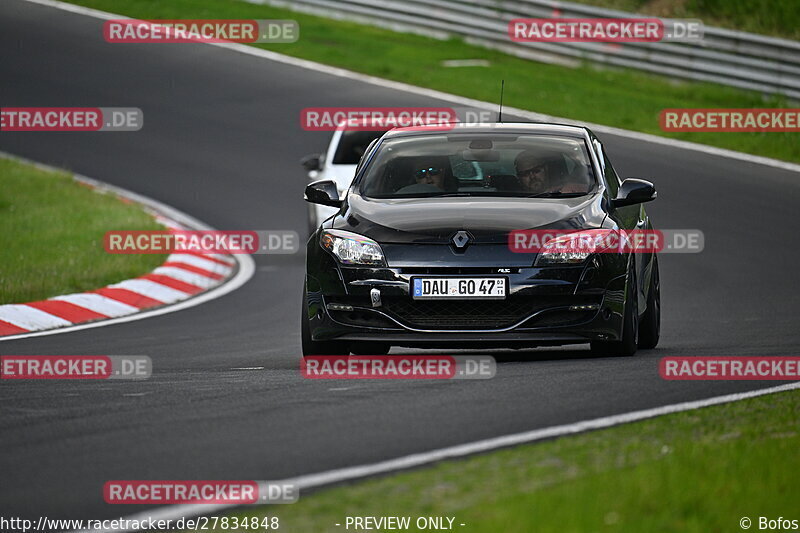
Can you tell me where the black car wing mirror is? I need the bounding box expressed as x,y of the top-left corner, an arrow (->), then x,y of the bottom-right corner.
300,153 -> 323,171
305,179 -> 342,208
612,178 -> 657,208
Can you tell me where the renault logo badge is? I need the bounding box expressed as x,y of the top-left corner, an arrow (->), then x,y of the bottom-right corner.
452,230 -> 471,249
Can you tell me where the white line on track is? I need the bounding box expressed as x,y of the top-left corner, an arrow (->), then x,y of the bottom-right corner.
51,294 -> 140,317
109,279 -> 191,303
151,267 -> 218,289
74,381 -> 800,532
0,305 -> 72,329
167,254 -> 234,274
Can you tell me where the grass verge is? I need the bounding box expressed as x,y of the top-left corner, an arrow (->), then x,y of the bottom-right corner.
65,0 -> 799,163
0,157 -> 167,304
214,388 -> 800,532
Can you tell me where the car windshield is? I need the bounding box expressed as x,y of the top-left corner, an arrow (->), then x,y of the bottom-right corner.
358,133 -> 596,198
332,130 -> 387,164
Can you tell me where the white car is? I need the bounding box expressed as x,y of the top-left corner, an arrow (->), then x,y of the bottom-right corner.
301,129 -> 386,235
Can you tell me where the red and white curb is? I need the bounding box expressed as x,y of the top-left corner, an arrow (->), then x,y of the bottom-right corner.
0,152 -> 255,341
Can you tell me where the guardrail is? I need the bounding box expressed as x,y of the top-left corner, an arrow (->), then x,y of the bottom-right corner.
259,0 -> 800,100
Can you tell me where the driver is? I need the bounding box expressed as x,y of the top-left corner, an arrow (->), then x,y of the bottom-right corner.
515,150 -> 585,194
413,164 -> 445,190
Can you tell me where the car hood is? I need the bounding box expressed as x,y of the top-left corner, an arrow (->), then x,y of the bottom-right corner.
337,193 -> 605,244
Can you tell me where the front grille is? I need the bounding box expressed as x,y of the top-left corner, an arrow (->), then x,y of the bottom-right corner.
383,298 -> 534,329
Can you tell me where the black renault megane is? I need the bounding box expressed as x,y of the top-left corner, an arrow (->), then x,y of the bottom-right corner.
302,123 -> 660,356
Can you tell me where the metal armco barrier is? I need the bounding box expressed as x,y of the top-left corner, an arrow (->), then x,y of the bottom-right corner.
259,0 -> 800,100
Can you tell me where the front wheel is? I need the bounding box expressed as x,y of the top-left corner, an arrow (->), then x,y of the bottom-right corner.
591,266 -> 638,357
638,256 -> 660,349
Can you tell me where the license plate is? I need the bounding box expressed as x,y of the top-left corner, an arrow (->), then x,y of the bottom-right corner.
411,277 -> 506,300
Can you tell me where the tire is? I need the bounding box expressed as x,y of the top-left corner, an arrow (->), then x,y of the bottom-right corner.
591,266 -> 638,357
301,286 -> 347,356
306,205 -> 317,240
638,256 -> 660,349
349,342 -> 391,356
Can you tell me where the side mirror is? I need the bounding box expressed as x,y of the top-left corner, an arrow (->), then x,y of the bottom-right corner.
304,180 -> 342,208
300,153 -> 322,172
612,178 -> 656,208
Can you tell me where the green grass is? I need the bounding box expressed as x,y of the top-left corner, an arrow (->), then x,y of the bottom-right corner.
569,0 -> 800,40
64,0 -> 800,164
0,157 -> 167,304
211,389 -> 800,533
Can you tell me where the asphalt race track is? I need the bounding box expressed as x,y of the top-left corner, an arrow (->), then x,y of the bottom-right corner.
2,0 -> 799,522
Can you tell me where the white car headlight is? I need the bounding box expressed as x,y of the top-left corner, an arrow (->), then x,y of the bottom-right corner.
320,229 -> 386,266
534,230 -> 605,266
535,248 -> 592,266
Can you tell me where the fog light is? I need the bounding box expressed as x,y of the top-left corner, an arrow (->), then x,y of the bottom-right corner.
569,304 -> 600,311
327,303 -> 354,312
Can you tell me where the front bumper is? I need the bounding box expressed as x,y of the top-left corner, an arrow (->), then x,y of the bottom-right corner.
305,256 -> 627,348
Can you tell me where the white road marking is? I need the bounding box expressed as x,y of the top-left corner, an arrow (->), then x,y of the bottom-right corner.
110,279 -> 191,303
152,266 -> 217,288
167,254 -> 234,275
153,215 -> 184,230
204,253 -> 236,265
441,59 -> 491,67
0,305 -> 71,330
51,293 -> 140,317
71,381 -> 800,532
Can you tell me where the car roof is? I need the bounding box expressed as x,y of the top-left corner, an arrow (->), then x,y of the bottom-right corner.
382,122 -> 591,139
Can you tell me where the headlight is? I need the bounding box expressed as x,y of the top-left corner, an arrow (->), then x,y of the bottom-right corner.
320,229 -> 386,266
534,248 -> 591,266
533,230 -> 612,266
